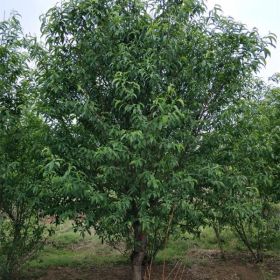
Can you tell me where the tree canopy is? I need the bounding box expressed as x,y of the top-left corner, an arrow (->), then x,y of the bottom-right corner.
35,0 -> 276,279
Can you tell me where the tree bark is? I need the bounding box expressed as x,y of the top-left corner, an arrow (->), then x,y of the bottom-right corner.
131,221 -> 147,280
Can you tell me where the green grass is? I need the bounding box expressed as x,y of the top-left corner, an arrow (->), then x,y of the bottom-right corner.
155,226 -> 247,264
28,225 -> 242,269
26,222 -> 280,271
29,249 -> 127,269
156,237 -> 191,262
198,227 -> 245,251
27,221 -> 127,269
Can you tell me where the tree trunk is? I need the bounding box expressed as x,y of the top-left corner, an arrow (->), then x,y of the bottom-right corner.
213,223 -> 225,260
131,221 -> 147,280
234,224 -> 259,262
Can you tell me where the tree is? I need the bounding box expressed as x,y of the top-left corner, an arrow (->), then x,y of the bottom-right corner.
199,79 -> 280,262
0,15 -> 48,279
37,0 -> 274,279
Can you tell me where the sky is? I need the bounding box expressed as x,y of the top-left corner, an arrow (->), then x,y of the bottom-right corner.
0,0 -> 279,78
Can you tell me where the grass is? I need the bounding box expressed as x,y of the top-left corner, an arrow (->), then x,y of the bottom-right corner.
198,227 -> 245,251
29,249 -> 127,269
155,226 -> 245,263
26,222 -> 280,271
27,222 -> 127,269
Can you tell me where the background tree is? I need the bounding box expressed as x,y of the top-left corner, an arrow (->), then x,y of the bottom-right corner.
199,79 -> 280,262
37,0 -> 274,279
0,15 -> 48,279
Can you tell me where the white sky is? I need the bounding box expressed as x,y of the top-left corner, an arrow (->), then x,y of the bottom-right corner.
0,0 -> 279,78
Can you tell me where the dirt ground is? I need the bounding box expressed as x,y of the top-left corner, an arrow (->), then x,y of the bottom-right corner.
29,250 -> 280,280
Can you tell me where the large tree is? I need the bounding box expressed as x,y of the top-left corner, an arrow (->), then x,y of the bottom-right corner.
37,0 -> 274,279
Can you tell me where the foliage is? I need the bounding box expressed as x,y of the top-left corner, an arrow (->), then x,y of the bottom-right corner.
36,1 -> 275,278
0,15 -> 48,279
198,79 -> 280,261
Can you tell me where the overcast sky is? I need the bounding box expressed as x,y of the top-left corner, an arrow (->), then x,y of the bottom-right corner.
1,0 -> 279,78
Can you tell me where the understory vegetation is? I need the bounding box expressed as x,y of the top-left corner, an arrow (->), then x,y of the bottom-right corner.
23,222 -> 280,279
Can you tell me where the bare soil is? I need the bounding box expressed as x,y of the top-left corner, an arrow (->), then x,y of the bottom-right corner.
27,250 -> 280,280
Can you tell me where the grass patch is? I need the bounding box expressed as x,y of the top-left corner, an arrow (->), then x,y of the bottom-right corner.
155,226 -> 246,264
29,249 -> 127,269
198,227 -> 245,251
27,221 -> 128,269
156,238 -> 190,262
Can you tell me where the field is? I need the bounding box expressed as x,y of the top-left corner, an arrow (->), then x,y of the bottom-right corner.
22,222 -> 280,280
